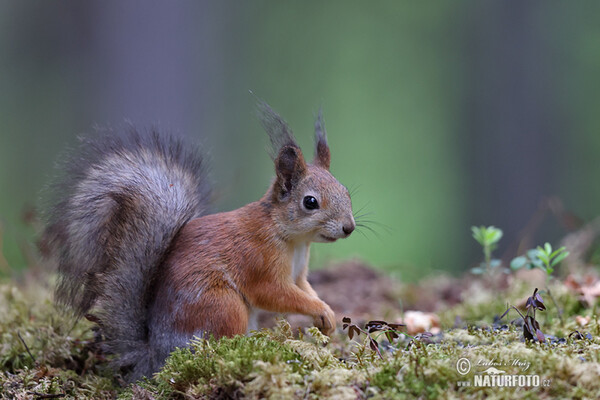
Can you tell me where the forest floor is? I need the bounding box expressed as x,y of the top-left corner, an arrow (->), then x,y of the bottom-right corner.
1,258 -> 600,399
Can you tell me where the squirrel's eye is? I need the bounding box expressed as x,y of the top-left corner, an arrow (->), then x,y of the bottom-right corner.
303,195 -> 319,210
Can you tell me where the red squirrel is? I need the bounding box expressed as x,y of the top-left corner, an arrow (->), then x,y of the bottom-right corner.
45,102 -> 355,380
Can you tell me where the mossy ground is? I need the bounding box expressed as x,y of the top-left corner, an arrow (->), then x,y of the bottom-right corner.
1,271 -> 599,399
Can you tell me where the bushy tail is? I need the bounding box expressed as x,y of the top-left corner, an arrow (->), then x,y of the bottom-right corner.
44,127 -> 210,379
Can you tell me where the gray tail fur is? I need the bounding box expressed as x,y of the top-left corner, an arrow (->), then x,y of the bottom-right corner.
44,126 -> 210,380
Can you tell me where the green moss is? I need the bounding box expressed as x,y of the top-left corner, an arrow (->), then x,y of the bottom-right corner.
0,283 -> 116,399
2,275 -> 600,399
150,329 -> 304,398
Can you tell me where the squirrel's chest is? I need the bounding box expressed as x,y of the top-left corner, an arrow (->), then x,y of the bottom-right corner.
290,242 -> 310,282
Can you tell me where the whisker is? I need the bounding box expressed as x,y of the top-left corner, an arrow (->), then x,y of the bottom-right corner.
356,223 -> 382,239
355,229 -> 368,239
355,219 -> 392,233
352,204 -> 370,217
351,201 -> 390,239
353,208 -> 372,216
353,214 -> 376,222
348,184 -> 362,197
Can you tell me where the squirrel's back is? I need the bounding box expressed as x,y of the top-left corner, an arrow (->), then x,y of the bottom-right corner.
45,127 -> 211,379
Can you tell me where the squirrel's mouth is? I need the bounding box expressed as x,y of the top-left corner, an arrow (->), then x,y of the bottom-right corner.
320,234 -> 338,242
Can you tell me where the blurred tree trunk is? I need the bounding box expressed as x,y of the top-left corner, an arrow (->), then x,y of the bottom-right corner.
464,0 -> 559,257
91,0 -> 224,138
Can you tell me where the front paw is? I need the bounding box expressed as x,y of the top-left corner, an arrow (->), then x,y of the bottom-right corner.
313,304 -> 336,336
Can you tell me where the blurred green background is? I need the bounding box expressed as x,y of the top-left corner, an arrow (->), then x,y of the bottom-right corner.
1,1 -> 599,280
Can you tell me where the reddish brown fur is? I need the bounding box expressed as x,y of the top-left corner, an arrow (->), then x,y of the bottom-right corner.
152,142 -> 351,338
150,119 -> 353,341
153,196 -> 335,337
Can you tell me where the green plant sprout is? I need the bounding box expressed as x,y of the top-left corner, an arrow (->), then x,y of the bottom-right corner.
471,225 -> 503,275
510,242 -> 569,277
510,242 -> 569,324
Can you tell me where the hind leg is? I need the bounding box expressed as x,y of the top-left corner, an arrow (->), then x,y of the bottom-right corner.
182,286 -> 249,339
146,285 -> 248,378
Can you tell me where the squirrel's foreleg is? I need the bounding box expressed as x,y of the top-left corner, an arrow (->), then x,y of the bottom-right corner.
246,278 -> 336,335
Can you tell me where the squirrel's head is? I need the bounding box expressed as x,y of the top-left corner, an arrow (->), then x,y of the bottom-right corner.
260,103 -> 355,243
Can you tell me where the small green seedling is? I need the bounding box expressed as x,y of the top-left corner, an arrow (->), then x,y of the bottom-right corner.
510,243 -> 569,324
471,226 -> 503,275
510,242 -> 569,280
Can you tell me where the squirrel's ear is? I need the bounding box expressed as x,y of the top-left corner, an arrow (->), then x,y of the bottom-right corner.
313,108 -> 330,170
256,99 -> 299,160
275,145 -> 307,200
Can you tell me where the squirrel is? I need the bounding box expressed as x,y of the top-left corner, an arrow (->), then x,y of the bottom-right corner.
44,102 -> 355,381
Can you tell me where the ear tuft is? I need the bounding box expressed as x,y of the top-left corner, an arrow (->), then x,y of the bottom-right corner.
275,145 -> 307,200
256,99 -> 298,160
314,108 -> 331,170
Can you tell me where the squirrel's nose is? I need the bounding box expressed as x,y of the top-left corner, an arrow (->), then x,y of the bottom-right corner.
343,223 -> 355,236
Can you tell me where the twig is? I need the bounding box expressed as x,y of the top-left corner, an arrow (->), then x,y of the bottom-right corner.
17,331 -> 36,365
546,287 -> 564,325
26,392 -> 66,399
